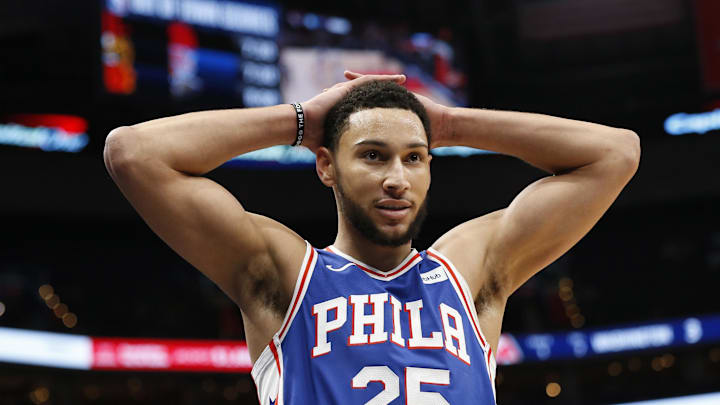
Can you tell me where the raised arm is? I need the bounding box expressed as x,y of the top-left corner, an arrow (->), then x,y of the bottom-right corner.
425,105 -> 640,355
432,106 -> 640,301
103,73 -> 407,357
103,105 -> 308,306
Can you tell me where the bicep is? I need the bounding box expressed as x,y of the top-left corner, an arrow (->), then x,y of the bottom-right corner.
108,156 -> 303,302
488,151 -> 638,294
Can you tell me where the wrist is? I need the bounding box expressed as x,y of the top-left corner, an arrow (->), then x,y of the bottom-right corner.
432,106 -> 456,148
266,104 -> 300,147
300,99 -> 325,150
289,103 -> 305,146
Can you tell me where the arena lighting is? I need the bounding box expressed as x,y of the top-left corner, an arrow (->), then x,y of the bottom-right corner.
29,387 -> 50,405
0,327 -> 92,369
545,382 -> 561,398
302,13 -> 321,30
664,109 -> 720,135
613,391 -> 720,405
38,285 -> 54,299
325,17 -> 352,35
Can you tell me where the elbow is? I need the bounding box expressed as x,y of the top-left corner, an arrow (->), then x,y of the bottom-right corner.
610,129 -> 641,176
103,126 -> 142,179
622,129 -> 641,164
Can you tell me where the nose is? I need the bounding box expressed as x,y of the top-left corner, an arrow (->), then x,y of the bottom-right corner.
382,157 -> 410,196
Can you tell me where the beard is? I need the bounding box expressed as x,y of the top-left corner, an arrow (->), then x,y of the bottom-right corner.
336,178 -> 428,247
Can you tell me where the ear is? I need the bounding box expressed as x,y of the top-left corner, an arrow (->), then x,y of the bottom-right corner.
315,146 -> 336,187
427,153 -> 432,189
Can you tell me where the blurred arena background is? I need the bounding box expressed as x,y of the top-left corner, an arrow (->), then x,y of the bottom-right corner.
1,0 -> 720,403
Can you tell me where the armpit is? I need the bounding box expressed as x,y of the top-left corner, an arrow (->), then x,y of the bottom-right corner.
237,253 -> 290,318
474,268 -> 504,315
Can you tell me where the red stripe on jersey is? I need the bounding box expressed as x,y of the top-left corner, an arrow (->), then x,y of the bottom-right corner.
326,246 -> 420,278
357,253 -> 420,278
427,251 -> 487,348
268,339 -> 281,376
278,247 -> 316,339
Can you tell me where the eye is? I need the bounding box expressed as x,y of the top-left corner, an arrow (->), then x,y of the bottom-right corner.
407,153 -> 421,162
363,150 -> 380,160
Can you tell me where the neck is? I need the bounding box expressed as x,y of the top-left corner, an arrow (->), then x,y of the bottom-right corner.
333,219 -> 413,272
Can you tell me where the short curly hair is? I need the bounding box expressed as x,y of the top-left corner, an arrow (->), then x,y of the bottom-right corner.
323,80 -> 431,152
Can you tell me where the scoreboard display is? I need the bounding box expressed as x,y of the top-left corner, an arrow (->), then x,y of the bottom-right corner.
101,0 -> 282,107
1,0 -> 478,166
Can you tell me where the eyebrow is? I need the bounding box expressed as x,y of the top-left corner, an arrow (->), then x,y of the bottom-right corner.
354,140 -> 429,149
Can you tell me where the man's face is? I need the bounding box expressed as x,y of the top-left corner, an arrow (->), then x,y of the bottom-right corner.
332,108 -> 431,246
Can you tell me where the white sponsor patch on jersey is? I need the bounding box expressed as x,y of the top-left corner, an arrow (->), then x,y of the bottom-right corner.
419,266 -> 448,284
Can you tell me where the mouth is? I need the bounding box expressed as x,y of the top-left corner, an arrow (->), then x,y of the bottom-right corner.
375,200 -> 412,220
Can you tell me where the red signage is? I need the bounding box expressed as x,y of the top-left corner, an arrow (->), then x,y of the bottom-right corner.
496,334 -> 524,365
91,337 -> 252,372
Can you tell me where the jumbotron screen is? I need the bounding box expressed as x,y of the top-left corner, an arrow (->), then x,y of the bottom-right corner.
101,0 -> 282,106
99,0 -> 477,168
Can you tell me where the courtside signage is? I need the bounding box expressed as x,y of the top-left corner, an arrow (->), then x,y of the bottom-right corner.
2,314 -> 717,370
0,114 -> 89,153
91,337 -> 252,372
497,315 -> 719,365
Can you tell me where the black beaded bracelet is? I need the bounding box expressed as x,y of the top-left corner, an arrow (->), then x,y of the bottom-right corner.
290,102 -> 304,146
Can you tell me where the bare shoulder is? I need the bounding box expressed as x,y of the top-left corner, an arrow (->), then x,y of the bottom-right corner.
238,213 -> 310,361
430,209 -> 509,354
431,208 -> 507,301
242,213 -> 308,309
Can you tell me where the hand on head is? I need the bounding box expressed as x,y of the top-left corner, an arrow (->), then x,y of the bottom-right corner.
341,71 -> 451,149
301,70 -> 451,152
301,71 -> 406,153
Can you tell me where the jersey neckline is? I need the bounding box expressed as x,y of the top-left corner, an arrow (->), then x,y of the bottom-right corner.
325,245 -> 423,281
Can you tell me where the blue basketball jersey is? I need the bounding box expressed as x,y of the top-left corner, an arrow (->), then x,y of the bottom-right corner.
251,242 -> 497,405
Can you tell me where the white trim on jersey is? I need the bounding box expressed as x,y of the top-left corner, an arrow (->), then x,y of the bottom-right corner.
251,241 -> 317,405
326,245 -> 423,282
278,242 -> 318,342
427,247 -> 497,402
250,341 -> 280,405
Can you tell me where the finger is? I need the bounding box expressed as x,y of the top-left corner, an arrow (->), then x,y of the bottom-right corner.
354,74 -> 406,85
325,73 -> 407,95
344,71 -> 405,83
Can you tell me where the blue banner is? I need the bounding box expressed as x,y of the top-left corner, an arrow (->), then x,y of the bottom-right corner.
497,314 -> 720,365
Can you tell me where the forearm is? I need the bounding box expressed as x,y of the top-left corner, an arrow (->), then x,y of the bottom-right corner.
106,105 -> 296,175
443,107 -> 638,174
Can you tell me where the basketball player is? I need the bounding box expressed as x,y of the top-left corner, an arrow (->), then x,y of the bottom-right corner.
104,71 -> 640,404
